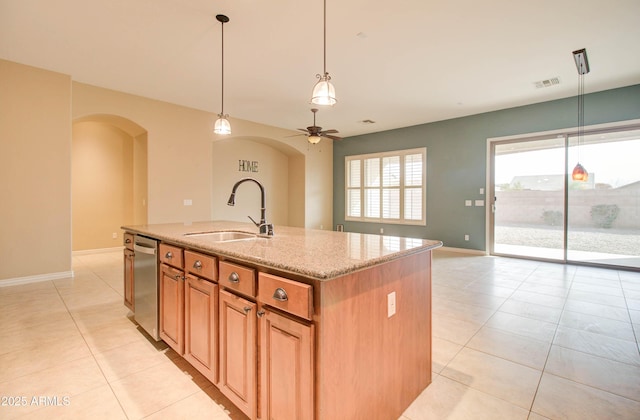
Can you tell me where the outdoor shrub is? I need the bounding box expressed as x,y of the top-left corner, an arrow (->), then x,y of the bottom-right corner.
590,204 -> 620,228
541,210 -> 563,226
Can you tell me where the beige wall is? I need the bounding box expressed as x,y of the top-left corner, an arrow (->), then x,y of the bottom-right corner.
72,82 -> 333,229
0,60 -> 72,281
0,59 -> 333,284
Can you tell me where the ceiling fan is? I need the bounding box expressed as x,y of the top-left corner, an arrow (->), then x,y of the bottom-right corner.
295,108 -> 342,144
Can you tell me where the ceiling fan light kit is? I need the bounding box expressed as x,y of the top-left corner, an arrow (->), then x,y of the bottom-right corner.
297,108 -> 342,144
214,14 -> 231,135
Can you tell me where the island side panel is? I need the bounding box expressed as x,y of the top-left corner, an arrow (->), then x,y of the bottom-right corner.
316,250 -> 432,420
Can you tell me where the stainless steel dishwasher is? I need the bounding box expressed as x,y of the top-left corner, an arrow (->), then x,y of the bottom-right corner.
133,235 -> 161,341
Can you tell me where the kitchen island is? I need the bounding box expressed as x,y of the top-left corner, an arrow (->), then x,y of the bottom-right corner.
122,221 -> 442,420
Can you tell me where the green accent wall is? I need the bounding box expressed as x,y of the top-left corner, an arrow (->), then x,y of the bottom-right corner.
333,84 -> 640,250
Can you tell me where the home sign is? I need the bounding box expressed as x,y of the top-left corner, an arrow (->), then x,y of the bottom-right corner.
238,160 -> 259,173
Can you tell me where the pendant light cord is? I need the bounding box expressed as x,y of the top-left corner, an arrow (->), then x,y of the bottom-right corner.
577,59 -> 584,160
221,19 -> 225,115
323,0 -> 327,75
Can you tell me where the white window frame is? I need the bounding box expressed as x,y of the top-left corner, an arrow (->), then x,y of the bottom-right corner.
345,147 -> 427,226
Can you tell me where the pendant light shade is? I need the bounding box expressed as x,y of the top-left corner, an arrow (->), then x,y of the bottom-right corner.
572,162 -> 588,182
214,114 -> 231,135
571,48 -> 589,182
311,73 -> 336,106
214,14 -> 231,135
311,0 -> 337,106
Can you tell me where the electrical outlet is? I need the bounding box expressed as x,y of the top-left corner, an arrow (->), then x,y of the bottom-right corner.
464,234 -> 470,241
183,199 -> 192,206
465,200 -> 472,207
387,292 -> 396,318
112,232 -> 117,239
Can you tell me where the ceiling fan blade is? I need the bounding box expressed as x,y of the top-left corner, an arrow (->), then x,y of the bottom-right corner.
324,134 -> 343,141
285,133 -> 308,138
322,129 -> 339,134
297,128 -> 309,133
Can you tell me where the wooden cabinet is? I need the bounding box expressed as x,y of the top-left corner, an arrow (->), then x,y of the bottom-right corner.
124,227 -> 434,420
218,288 -> 257,419
184,250 -> 219,384
219,260 -> 256,298
258,307 -> 314,420
160,243 -> 184,268
258,273 -> 313,321
160,263 -> 185,354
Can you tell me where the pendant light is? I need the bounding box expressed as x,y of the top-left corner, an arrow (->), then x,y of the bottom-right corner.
571,48 -> 589,182
311,0 -> 337,106
214,14 -> 231,135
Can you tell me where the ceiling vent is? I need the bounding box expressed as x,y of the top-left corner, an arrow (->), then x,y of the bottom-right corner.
534,77 -> 560,89
359,119 -> 376,124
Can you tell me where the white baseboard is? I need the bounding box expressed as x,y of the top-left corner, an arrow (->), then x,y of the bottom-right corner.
437,246 -> 487,256
0,270 -> 75,287
72,246 -> 123,256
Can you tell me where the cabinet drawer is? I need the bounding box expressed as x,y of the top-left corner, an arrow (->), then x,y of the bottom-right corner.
160,243 -> 184,268
258,273 -> 313,321
219,261 -> 256,298
185,250 -> 218,281
123,232 -> 134,250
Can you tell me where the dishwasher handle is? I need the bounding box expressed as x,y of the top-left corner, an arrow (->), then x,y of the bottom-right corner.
134,243 -> 157,255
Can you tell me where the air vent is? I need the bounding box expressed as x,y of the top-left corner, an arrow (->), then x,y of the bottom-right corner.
534,77 -> 560,89
359,119 -> 376,124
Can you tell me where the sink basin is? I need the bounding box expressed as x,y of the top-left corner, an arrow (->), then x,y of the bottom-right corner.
183,230 -> 257,242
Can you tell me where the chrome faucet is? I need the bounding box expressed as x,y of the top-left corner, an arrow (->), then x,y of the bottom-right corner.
227,178 -> 274,236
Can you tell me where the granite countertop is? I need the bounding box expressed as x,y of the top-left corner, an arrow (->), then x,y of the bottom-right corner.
122,221 -> 442,281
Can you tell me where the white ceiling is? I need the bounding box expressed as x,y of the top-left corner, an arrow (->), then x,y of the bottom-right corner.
2,0 -> 639,138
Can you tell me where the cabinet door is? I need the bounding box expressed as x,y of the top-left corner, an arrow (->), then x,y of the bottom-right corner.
218,289 -> 257,419
123,248 -> 134,311
184,274 -> 218,384
160,263 -> 185,355
259,308 -> 314,420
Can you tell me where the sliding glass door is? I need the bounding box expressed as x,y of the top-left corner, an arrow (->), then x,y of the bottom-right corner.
491,127 -> 640,269
492,137 -> 566,260
566,129 -> 640,268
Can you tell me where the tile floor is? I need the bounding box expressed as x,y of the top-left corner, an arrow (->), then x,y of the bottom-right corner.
0,249 -> 638,419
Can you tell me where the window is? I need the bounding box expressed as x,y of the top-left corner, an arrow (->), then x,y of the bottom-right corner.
346,147 -> 426,225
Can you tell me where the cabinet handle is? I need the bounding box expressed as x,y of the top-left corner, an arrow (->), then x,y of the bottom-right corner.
165,251 -> 173,259
193,260 -> 202,269
125,238 -> 131,244
243,306 -> 252,314
272,287 -> 288,302
174,274 -> 182,280
228,272 -> 240,283
257,310 -> 265,318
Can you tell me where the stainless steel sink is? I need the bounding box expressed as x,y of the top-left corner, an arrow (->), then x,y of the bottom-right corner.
183,230 -> 257,242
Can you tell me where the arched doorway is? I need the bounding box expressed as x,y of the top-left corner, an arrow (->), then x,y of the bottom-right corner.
72,115 -> 148,251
